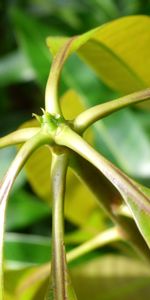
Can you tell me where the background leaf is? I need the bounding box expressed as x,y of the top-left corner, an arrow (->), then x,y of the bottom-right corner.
71,254 -> 150,300
6,189 -> 50,231
11,8 -> 51,87
0,51 -> 35,87
5,233 -> 51,266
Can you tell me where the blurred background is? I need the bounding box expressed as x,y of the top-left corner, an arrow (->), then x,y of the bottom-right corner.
1,1 -> 150,299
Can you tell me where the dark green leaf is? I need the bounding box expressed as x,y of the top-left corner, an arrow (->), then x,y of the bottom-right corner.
11,8 -> 51,87
0,51 -> 35,87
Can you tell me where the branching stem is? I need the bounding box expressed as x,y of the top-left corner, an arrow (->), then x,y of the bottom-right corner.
0,128 -> 40,149
55,125 -> 150,214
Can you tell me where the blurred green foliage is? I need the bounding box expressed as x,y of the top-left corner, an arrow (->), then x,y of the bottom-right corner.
1,0 -> 150,299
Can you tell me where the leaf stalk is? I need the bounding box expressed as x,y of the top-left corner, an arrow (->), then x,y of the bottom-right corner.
74,88 -> 150,133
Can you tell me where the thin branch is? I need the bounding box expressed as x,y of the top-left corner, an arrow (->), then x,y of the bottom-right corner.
67,226 -> 121,262
46,149 -> 71,299
74,88 -> 150,133
0,128 -> 40,149
55,125 -> 150,215
0,131 -> 50,300
45,37 -> 77,116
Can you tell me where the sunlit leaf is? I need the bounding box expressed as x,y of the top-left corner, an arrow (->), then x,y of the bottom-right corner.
47,15 -> 150,107
4,292 -> 14,300
61,89 -> 85,119
125,184 -> 150,249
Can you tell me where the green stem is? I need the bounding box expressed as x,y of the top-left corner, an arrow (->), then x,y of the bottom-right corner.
47,149 -> 69,300
0,128 -> 40,149
74,88 -> 150,133
45,37 -> 76,116
55,125 -> 150,214
67,227 -> 121,262
0,131 -> 50,300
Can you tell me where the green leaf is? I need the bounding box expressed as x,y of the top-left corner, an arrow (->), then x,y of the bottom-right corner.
94,109 -> 150,178
5,233 -> 51,266
11,8 -> 51,87
93,0 -> 120,18
6,189 -> 50,231
4,266 -> 46,300
0,51 -> 35,87
125,184 -> 150,249
4,292 -> 14,300
0,148 -> 16,181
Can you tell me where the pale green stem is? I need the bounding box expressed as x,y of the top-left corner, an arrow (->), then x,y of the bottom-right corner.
55,125 -> 150,214
0,128 -> 40,149
0,131 -> 50,300
67,226 -> 121,262
116,204 -> 132,218
46,149 -> 69,300
45,37 -> 76,116
17,226 -> 121,295
74,88 -> 150,133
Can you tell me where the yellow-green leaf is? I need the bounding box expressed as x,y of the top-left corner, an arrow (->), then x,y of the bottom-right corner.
125,184 -> 150,248
47,16 -> 150,106
71,255 -> 150,300
5,267 -> 46,300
